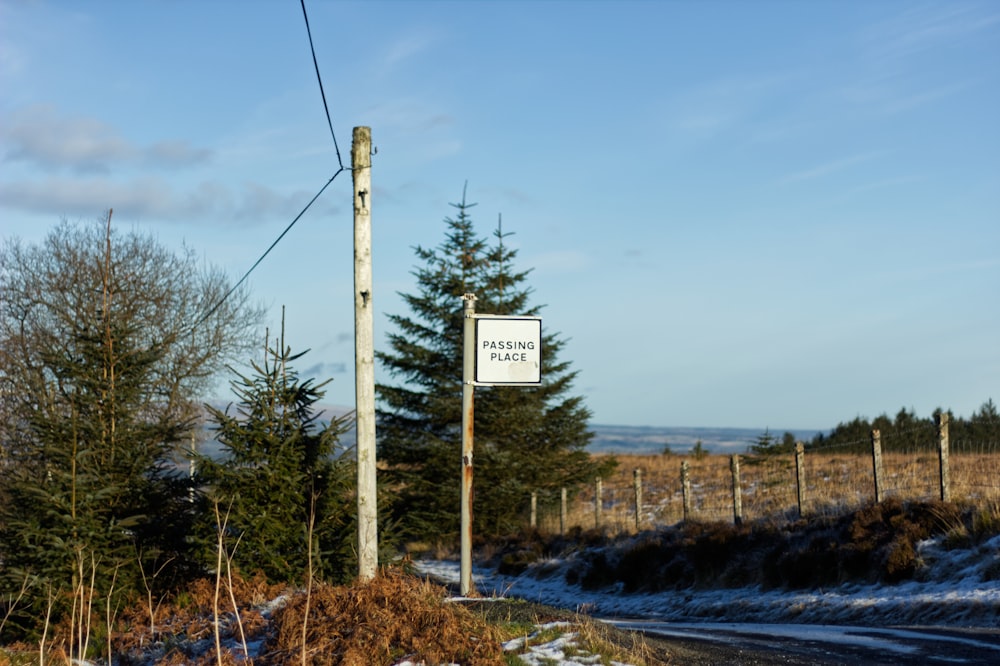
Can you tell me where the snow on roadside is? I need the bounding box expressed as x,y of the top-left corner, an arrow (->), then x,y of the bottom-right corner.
417,533 -> 1000,628
393,619 -> 628,666
501,621 -> 630,666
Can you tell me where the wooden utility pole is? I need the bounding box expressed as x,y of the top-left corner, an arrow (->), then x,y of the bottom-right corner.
352,126 -> 377,581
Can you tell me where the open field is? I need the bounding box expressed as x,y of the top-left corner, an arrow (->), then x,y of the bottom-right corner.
533,447 -> 1000,534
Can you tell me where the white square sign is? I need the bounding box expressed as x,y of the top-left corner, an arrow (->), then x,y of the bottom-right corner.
474,316 -> 542,385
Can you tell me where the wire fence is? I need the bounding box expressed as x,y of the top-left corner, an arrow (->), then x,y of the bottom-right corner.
528,416 -> 1000,534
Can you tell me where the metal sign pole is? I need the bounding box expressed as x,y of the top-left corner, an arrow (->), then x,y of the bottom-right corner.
460,293 -> 476,596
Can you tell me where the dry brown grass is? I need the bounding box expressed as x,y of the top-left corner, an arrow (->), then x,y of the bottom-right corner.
75,568 -> 509,665
109,570 -> 288,665
527,496 -> 990,593
266,569 -> 505,666
544,450 -> 1000,534
15,566 -> 664,665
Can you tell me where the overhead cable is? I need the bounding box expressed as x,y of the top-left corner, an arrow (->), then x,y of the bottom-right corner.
190,2 -> 346,331
300,0 -> 344,168
193,169 -> 344,329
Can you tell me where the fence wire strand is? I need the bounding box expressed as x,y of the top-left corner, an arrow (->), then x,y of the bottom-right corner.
529,435 -> 1000,535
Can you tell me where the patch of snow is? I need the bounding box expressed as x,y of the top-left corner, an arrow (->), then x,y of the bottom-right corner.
500,621 -> 630,666
416,531 -> 1000,628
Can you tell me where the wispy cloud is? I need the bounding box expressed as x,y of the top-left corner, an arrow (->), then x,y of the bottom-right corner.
376,29 -> 440,77
1,104 -> 212,172
860,3 -> 1000,64
779,151 -> 885,185
362,98 -> 461,163
301,361 -> 348,378
366,98 -> 455,134
879,81 -> 971,114
315,333 -> 353,353
0,27 -> 26,81
840,76 -> 974,117
843,175 -> 923,198
0,176 -> 341,227
840,4 -> 998,118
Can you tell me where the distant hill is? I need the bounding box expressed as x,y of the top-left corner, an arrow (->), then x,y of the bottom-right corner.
587,424 -> 821,455
197,401 -> 818,458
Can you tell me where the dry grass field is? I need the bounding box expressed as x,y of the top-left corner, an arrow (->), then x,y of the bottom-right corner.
534,448 -> 1000,534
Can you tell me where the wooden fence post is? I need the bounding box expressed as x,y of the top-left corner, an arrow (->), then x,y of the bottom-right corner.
794,442 -> 806,517
937,413 -> 951,502
730,454 -> 743,525
560,487 -> 567,536
871,429 -> 884,503
595,477 -> 603,530
681,460 -> 692,522
633,469 -> 643,531
530,491 -> 537,529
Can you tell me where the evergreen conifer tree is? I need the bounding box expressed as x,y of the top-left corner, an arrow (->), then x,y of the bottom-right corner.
377,188 -> 614,542
0,317 -> 192,635
970,399 -> 1000,445
0,217 -> 258,640
196,324 -> 356,584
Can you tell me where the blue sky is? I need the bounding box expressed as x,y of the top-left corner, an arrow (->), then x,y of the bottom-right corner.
2,1 -> 997,431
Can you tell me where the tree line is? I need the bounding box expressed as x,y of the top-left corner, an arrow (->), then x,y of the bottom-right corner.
748,401 -> 1000,456
806,402 -> 999,452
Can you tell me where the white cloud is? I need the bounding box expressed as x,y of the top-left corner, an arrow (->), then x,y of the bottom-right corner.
0,176 -> 342,227
376,29 -> 440,77
0,104 -> 212,172
144,140 -> 214,168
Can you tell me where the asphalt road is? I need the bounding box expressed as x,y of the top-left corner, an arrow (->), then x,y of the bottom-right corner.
609,620 -> 1000,665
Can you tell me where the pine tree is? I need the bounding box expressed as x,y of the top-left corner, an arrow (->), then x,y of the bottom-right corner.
377,187 -> 614,542
973,399 -> 1000,442
0,318 -> 171,634
195,323 -> 356,584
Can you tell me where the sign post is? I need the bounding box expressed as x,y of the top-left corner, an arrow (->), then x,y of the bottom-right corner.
460,293 -> 542,595
460,294 -> 476,595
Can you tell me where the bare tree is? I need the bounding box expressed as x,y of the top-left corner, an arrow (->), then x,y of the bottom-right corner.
1,214 -> 262,441
0,212 -> 264,641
